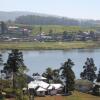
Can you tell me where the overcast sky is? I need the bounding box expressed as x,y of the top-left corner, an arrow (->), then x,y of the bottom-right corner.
0,0 -> 100,19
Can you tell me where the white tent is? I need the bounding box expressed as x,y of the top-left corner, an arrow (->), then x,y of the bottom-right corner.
28,80 -> 49,89
48,84 -> 63,90
37,87 -> 46,92
28,81 -> 38,89
95,82 -> 100,86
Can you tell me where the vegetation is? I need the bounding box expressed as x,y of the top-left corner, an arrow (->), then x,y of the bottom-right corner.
60,59 -> 75,93
97,68 -> 100,82
15,15 -> 100,27
0,53 -> 3,93
3,49 -> 27,89
93,69 -> 100,96
30,25 -> 97,35
35,91 -> 100,100
0,41 -> 99,50
0,49 -> 29,100
42,68 -> 61,83
42,68 -> 53,83
15,15 -> 79,26
80,58 -> 97,82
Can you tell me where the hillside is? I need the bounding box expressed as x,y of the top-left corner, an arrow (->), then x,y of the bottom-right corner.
0,11 -> 100,27
15,15 -> 79,26
15,15 -> 100,27
0,11 -> 42,21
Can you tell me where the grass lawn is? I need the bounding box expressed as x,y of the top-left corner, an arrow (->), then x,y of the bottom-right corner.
31,25 -> 96,34
0,41 -> 99,50
35,91 -> 100,100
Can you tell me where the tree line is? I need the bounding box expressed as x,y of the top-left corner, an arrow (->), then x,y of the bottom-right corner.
15,15 -> 100,27
15,15 -> 80,26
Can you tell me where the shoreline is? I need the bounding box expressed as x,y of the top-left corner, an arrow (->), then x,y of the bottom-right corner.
0,41 -> 99,50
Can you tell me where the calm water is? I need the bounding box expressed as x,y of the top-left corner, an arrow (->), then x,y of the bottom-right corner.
1,49 -> 100,79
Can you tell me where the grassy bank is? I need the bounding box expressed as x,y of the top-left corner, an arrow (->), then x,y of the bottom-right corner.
31,25 -> 98,34
0,41 -> 99,50
35,91 -> 100,100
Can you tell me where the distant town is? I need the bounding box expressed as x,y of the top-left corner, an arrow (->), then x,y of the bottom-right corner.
0,21 -> 100,42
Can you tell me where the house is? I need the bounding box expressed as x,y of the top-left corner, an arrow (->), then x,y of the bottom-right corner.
28,75 -> 63,96
28,76 -> 49,96
35,86 -> 46,96
48,84 -> 63,95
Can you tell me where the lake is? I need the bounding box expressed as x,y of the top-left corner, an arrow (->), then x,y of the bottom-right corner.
1,49 -> 100,79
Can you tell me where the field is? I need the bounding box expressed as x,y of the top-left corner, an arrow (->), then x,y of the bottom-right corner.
35,91 -> 100,100
0,41 -> 99,50
31,25 -> 100,34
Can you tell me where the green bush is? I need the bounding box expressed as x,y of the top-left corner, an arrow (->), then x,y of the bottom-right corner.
23,95 -> 29,100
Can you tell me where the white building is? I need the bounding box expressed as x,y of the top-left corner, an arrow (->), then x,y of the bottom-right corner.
28,75 -> 63,96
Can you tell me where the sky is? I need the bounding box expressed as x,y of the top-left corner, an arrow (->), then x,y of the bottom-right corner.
0,0 -> 100,20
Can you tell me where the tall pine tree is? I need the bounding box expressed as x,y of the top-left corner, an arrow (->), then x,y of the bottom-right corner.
3,49 -> 27,89
80,58 -> 97,82
60,59 -> 75,94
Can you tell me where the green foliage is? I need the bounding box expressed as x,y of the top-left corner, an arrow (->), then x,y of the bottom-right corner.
3,49 -> 27,89
0,54 -> 3,66
15,15 -> 79,26
32,25 -> 81,34
96,68 -> 100,82
60,59 -> 75,93
93,69 -> 100,96
3,88 -> 13,93
23,95 -> 29,100
42,67 -> 53,83
42,68 -> 61,83
0,41 -> 99,50
80,58 -> 97,82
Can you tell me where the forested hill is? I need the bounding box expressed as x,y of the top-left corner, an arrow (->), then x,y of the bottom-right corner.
0,11 -> 100,26
15,15 -> 100,26
15,15 -> 79,26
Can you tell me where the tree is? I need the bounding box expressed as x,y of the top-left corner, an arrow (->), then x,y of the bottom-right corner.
0,53 -> 3,92
96,68 -> 100,82
42,67 -> 53,83
49,29 -> 53,34
52,69 -> 62,83
3,49 -> 27,89
0,54 -> 3,66
80,58 -> 97,82
42,68 -> 62,83
0,21 -> 7,34
39,26 -> 42,33
60,59 -> 75,94
93,68 -> 100,96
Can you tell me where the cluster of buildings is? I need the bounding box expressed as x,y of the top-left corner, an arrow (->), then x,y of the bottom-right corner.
0,21 -> 100,42
27,75 -> 63,96
33,31 -> 100,42
27,75 -> 100,97
0,22 -> 32,42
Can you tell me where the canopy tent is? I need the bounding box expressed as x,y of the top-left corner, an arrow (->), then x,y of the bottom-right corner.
28,80 -> 49,89
48,84 -> 63,90
95,82 -> 100,86
36,87 -> 46,92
